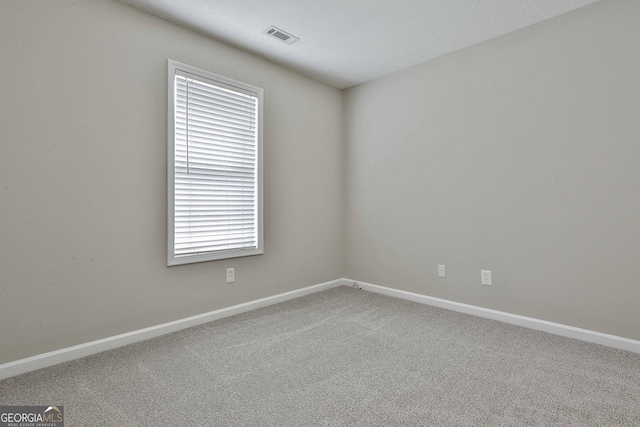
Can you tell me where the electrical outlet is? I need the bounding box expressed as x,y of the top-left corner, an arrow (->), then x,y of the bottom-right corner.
226,268 -> 235,284
438,264 -> 446,278
352,281 -> 361,290
481,270 -> 492,286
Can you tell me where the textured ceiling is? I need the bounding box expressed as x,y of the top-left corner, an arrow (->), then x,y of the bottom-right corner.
119,0 -> 600,89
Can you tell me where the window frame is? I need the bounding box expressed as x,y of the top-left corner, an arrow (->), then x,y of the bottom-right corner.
167,59 -> 264,266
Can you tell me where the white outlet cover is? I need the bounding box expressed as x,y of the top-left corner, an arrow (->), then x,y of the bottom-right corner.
438,265 -> 446,278
226,268 -> 235,283
481,270 -> 492,286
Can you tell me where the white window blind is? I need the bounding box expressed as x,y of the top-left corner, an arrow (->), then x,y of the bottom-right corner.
168,60 -> 263,265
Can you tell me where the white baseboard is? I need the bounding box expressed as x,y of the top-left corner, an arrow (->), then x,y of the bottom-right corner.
4,277 -> 637,381
0,279 -> 344,381
343,278 -> 640,355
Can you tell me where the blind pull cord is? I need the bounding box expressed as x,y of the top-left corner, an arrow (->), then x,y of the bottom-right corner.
186,78 -> 191,176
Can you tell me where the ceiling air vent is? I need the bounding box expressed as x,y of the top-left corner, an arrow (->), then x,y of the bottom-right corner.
263,26 -> 299,45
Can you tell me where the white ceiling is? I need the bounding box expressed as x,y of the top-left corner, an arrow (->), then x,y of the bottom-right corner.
120,0 -> 599,89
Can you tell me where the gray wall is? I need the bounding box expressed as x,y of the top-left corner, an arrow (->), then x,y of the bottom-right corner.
0,0 -> 344,363
344,0 -> 640,340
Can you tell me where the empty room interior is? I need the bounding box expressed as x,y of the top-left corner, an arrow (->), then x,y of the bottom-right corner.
1,0 -> 639,425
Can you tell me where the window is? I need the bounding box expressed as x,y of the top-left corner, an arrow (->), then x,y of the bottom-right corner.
167,60 -> 263,266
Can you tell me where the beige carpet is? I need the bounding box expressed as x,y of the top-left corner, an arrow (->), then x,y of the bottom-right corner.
1,286 -> 639,426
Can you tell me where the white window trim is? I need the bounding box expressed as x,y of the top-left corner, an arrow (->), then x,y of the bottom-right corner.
167,59 -> 263,266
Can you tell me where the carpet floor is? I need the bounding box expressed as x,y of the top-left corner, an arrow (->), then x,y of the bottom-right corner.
1,286 -> 639,426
